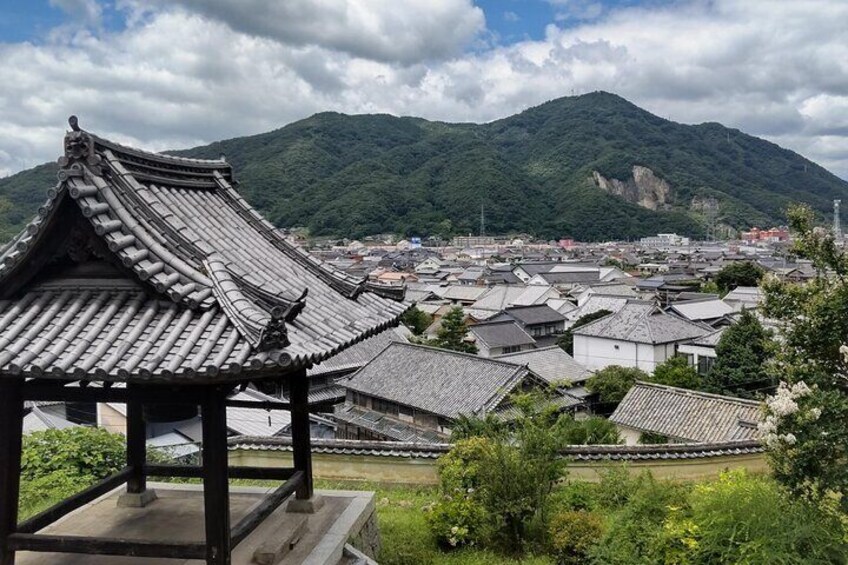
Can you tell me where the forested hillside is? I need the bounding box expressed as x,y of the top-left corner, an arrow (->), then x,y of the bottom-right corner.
3,92 -> 846,241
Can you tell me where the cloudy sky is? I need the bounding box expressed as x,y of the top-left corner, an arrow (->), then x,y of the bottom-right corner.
2,0 -> 847,179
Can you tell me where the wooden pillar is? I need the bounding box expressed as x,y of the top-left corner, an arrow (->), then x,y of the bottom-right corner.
0,380 -> 24,565
125,386 -> 146,495
201,388 -> 231,565
289,369 -> 313,500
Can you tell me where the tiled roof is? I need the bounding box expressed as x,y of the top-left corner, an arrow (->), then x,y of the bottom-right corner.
495,304 -> 566,326
669,298 -> 735,321
573,301 -> 710,344
495,346 -> 591,384
609,382 -> 762,443
229,436 -> 764,461
469,320 -> 536,349
343,342 -> 531,419
333,404 -> 446,443
0,121 -> 407,383
307,326 -> 410,377
686,327 -> 726,348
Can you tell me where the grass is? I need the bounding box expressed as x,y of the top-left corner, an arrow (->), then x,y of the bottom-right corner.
315,479 -> 553,565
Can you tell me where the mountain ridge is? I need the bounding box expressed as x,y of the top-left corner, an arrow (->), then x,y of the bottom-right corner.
2,91 -> 846,242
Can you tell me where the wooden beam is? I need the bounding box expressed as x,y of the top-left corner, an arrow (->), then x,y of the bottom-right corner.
17,467 -> 133,535
225,399 -> 290,410
22,382 -> 205,405
230,471 -> 303,549
289,368 -> 313,500
125,385 -> 146,494
7,533 -> 206,559
145,465 -> 296,481
0,381 -> 23,565
201,389 -> 232,565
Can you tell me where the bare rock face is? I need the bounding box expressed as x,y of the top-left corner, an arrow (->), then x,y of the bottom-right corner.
592,166 -> 671,210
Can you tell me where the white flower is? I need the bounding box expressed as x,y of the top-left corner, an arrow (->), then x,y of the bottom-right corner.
782,433 -> 797,445
450,526 -> 459,534
809,407 -> 822,420
840,344 -> 848,363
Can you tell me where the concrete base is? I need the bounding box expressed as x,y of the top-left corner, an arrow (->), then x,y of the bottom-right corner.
286,493 -> 325,514
116,488 -> 158,508
16,484 -> 378,565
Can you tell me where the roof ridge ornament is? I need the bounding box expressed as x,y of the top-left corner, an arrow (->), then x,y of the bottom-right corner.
58,115 -> 103,180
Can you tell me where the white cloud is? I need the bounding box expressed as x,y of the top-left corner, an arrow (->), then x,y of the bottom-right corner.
156,0 -> 486,65
1,0 -> 847,180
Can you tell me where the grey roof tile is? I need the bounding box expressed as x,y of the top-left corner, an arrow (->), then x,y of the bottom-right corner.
609,382 -> 762,443
0,125 -> 408,383
343,342 -> 531,419
573,301 -> 710,344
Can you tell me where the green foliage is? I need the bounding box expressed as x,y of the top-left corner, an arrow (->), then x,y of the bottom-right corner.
706,309 -> 775,396
9,93 -> 845,244
589,471 -> 689,564
432,394 -> 570,553
557,309 -> 611,355
22,427 -> 126,482
714,261 -> 765,293
19,427 -> 127,518
548,510 -> 604,565
638,431 -> 669,444
586,365 -> 648,406
560,416 -> 621,445
650,355 -> 702,390
660,470 -> 847,564
450,414 -> 508,442
433,307 -> 477,354
400,306 -> 432,335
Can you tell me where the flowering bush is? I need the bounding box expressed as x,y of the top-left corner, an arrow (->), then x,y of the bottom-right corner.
761,204 -> 848,511
426,488 -> 489,548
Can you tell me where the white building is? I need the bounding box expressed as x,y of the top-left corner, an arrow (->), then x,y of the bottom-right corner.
639,233 -> 690,248
571,301 -> 710,371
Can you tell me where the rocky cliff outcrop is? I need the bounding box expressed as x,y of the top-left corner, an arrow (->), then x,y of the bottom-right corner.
592,166 -> 671,210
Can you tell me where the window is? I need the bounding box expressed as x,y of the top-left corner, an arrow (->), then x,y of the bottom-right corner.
502,345 -> 521,354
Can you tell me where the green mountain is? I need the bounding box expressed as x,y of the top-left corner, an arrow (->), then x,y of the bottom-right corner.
2,92 -> 846,242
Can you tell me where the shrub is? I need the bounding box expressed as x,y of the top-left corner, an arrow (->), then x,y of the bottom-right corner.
650,356 -> 702,390
21,427 -> 126,481
427,491 -> 490,549
672,470 -> 848,564
590,471 -> 689,564
548,510 -> 604,565
429,437 -> 493,548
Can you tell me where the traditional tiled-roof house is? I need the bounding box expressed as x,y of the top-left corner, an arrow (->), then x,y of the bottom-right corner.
610,382 -> 761,445
0,118 -> 407,564
335,342 -> 579,442
572,301 -> 710,371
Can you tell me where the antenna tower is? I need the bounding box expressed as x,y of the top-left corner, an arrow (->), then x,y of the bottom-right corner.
834,199 -> 842,239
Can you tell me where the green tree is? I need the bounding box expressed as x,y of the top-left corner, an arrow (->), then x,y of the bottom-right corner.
586,366 -> 648,407
714,261 -> 765,293
706,309 -> 775,397
557,310 -> 612,355
561,416 -> 621,445
760,204 -> 848,511
400,306 -> 432,335
651,356 -> 702,390
431,392 -> 570,552
433,307 -> 477,354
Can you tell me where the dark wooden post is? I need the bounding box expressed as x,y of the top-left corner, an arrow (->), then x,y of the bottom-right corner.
0,381 -> 24,565
201,387 -> 231,565
289,369 -> 313,500
125,386 -> 146,495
